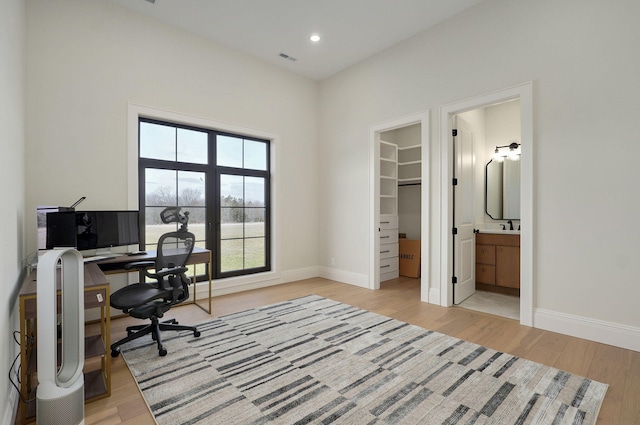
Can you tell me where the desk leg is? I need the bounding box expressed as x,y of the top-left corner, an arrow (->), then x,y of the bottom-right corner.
191,255 -> 212,314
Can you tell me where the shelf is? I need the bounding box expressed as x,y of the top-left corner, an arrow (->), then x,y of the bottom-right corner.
398,144 -> 421,151
380,140 -> 397,161
85,369 -> 109,401
380,161 -> 397,179
398,178 -> 421,186
27,334 -> 106,374
398,162 -> 420,181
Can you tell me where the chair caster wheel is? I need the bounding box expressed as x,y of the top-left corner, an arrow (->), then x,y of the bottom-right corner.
194,330 -> 201,337
111,348 -> 121,358
159,348 -> 167,356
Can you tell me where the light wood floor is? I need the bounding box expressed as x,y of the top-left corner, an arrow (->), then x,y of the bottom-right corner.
74,277 -> 639,424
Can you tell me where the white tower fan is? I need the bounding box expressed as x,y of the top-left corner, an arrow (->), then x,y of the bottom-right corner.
36,248 -> 85,425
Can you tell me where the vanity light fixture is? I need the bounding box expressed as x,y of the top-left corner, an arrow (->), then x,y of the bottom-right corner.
493,141 -> 521,162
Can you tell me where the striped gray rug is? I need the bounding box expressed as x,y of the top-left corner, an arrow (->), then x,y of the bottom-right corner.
121,295 -> 607,425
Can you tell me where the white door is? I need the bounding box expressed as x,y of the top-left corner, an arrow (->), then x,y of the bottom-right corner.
453,116 -> 475,304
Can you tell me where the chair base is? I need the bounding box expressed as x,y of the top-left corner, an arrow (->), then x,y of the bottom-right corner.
111,317 -> 200,357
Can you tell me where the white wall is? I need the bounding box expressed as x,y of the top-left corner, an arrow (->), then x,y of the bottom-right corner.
26,0 -> 320,285
319,0 -> 640,338
1,0 -> 26,423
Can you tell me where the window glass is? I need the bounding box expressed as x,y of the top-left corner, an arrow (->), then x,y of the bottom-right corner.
177,128 -> 208,164
245,176 -> 265,206
140,122 -> 176,161
178,171 -> 205,206
244,140 -> 267,170
245,208 -> 265,238
220,239 -> 243,273
145,168 -> 177,206
217,135 -> 243,168
244,238 -> 265,268
220,174 -> 244,204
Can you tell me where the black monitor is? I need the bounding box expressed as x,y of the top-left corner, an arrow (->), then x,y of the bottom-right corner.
46,210 -> 140,251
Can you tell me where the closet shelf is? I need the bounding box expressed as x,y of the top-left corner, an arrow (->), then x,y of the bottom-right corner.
398,144 -> 421,151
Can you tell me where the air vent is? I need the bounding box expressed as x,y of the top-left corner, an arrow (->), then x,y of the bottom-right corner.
279,53 -> 297,62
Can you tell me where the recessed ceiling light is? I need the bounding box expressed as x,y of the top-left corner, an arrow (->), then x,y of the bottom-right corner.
310,34 -> 321,43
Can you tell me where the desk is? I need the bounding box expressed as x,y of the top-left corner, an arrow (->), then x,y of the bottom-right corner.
18,263 -> 111,424
95,247 -> 212,314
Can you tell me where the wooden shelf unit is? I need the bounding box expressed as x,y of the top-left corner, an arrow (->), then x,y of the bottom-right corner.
18,264 -> 111,424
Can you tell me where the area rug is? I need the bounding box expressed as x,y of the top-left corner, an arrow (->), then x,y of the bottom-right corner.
121,295 -> 607,425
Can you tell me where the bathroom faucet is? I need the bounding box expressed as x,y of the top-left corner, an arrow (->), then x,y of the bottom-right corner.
507,220 -> 514,230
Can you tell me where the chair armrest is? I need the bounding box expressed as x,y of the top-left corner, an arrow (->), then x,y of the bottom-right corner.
123,261 -> 156,271
155,266 -> 189,277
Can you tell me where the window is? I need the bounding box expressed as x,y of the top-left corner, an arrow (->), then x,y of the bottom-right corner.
138,118 -> 270,279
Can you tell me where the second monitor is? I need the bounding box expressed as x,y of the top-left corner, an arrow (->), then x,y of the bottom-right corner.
46,210 -> 140,252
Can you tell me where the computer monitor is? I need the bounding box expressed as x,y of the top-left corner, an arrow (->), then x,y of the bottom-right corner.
45,210 -> 140,252
37,206 -> 75,250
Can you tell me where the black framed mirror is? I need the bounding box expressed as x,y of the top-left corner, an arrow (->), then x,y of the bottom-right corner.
485,158 -> 520,220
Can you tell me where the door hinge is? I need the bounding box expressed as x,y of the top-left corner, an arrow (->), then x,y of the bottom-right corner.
452,129 -> 458,137
452,227 -> 458,235
452,276 -> 458,284
452,178 -> 458,186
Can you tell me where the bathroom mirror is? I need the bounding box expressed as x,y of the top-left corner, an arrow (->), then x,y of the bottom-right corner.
485,158 -> 521,220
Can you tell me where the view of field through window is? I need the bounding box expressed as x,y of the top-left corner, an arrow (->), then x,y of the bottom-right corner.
139,118 -> 270,278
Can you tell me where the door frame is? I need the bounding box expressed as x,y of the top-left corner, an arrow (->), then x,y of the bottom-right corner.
369,111 -> 430,301
439,82 -> 533,326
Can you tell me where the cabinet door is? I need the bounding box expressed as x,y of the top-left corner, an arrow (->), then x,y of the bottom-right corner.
476,264 -> 495,285
476,244 -> 495,265
496,246 -> 520,288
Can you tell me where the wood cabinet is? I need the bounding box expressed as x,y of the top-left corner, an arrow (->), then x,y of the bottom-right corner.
476,233 -> 520,294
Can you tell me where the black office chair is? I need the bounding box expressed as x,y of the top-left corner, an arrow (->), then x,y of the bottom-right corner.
110,208 -> 201,357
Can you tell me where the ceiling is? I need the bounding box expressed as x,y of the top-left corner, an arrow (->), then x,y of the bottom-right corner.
109,0 -> 485,81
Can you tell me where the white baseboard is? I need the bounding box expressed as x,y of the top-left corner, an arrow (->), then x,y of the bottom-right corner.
534,308 -> 640,352
428,287 -> 441,305
194,267 -> 324,297
318,267 -> 369,288
280,267 -> 322,283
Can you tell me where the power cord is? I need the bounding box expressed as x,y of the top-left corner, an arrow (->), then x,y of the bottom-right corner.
22,251 -> 39,272
9,330 -> 36,404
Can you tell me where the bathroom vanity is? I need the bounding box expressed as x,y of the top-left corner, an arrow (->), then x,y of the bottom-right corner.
475,232 -> 520,295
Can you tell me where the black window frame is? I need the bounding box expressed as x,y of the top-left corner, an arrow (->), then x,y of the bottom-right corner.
138,117 -> 271,280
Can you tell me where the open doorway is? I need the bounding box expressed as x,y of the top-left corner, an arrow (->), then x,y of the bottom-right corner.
453,100 -> 522,320
439,83 -> 533,326
369,112 -> 429,302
